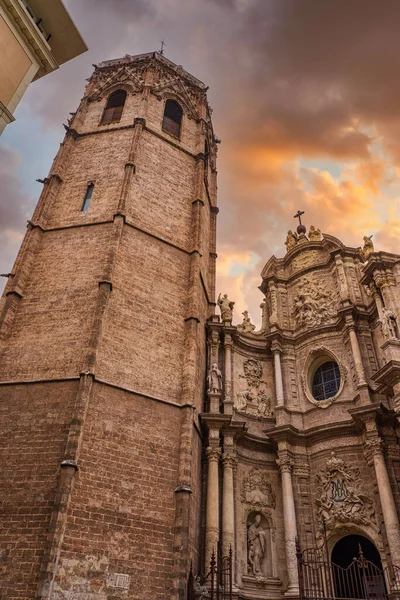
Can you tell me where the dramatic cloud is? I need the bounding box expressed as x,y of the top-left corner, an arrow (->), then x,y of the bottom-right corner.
2,0 -> 400,322
0,147 -> 33,288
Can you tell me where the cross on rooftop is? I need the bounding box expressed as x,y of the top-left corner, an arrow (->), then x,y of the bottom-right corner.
293,210 -> 305,226
160,39 -> 166,55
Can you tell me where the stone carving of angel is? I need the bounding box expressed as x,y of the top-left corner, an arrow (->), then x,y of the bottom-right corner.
308,225 -> 322,241
237,310 -> 256,334
285,230 -> 298,252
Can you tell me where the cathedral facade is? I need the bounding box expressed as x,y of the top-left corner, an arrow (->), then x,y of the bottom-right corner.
0,52 -> 400,600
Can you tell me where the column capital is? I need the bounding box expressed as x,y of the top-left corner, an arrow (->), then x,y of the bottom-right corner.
224,333 -> 233,347
276,453 -> 293,474
271,344 -> 282,355
364,437 -> 384,464
345,315 -> 356,329
206,446 -> 221,463
222,453 -> 237,469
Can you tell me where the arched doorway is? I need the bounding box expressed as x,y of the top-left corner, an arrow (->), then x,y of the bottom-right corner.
331,535 -> 386,599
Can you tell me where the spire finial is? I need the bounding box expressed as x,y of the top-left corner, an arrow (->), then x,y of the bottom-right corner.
159,39 -> 166,55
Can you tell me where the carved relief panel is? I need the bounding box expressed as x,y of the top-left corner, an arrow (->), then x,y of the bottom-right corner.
315,452 -> 378,546
234,358 -> 274,419
291,274 -> 338,330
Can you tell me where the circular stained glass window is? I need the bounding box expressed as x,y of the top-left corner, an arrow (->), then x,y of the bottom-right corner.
311,361 -> 341,401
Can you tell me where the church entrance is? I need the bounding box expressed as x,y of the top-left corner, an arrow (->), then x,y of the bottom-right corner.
296,534 -> 400,600
331,535 -> 385,600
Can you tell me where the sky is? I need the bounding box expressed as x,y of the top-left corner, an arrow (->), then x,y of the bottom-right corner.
1,0 -> 400,327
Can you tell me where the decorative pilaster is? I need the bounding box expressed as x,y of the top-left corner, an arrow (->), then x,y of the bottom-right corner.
272,346 -> 284,407
335,254 -> 350,302
364,437 -> 400,561
205,446 -> 221,567
277,452 -> 299,597
224,334 -> 233,414
346,317 -> 367,386
269,281 -> 278,326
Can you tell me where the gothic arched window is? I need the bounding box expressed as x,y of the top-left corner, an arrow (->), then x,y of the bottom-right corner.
100,90 -> 127,125
162,99 -> 183,137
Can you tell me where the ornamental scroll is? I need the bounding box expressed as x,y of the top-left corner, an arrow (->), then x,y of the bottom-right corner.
315,452 -> 377,544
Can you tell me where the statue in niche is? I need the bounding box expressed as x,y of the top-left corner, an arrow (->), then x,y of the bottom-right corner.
308,225 -> 322,241
285,230 -> 298,252
381,307 -> 398,340
218,293 -> 235,323
237,310 -> 256,334
207,363 -> 222,394
247,513 -> 267,576
362,235 -> 374,259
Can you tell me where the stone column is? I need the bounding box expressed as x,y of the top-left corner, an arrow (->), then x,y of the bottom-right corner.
277,453 -> 299,596
205,446 -> 221,568
273,347 -> 284,407
365,438 -> 400,562
347,318 -> 366,386
224,334 -> 233,415
222,453 -> 236,557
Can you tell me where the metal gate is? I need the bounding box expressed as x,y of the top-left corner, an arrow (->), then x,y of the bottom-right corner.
187,546 -> 232,600
296,539 -> 400,600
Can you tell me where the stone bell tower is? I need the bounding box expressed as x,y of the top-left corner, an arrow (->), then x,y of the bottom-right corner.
0,52 -> 218,599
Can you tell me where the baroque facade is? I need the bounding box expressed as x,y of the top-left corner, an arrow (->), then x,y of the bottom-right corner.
206,224 -> 400,598
1,51 -> 400,600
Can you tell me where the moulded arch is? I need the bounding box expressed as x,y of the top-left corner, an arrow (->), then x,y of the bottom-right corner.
90,81 -> 137,102
326,524 -> 385,567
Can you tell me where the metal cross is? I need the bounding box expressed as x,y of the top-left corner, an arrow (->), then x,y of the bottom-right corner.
160,39 -> 166,55
293,210 -> 305,226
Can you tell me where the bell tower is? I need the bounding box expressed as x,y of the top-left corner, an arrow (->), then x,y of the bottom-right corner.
0,52 -> 218,599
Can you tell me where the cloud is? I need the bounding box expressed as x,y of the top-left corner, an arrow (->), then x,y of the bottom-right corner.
0,147 -> 34,292
0,147 -> 32,232
4,0 -> 400,315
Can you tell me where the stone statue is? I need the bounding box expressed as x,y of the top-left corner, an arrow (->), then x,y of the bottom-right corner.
308,225 -> 322,241
237,310 -> 256,334
193,575 -> 209,599
217,293 -> 234,323
285,230 -> 298,252
207,363 -> 222,394
257,390 -> 272,417
382,307 -> 398,340
247,513 -> 267,575
363,235 -> 374,259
